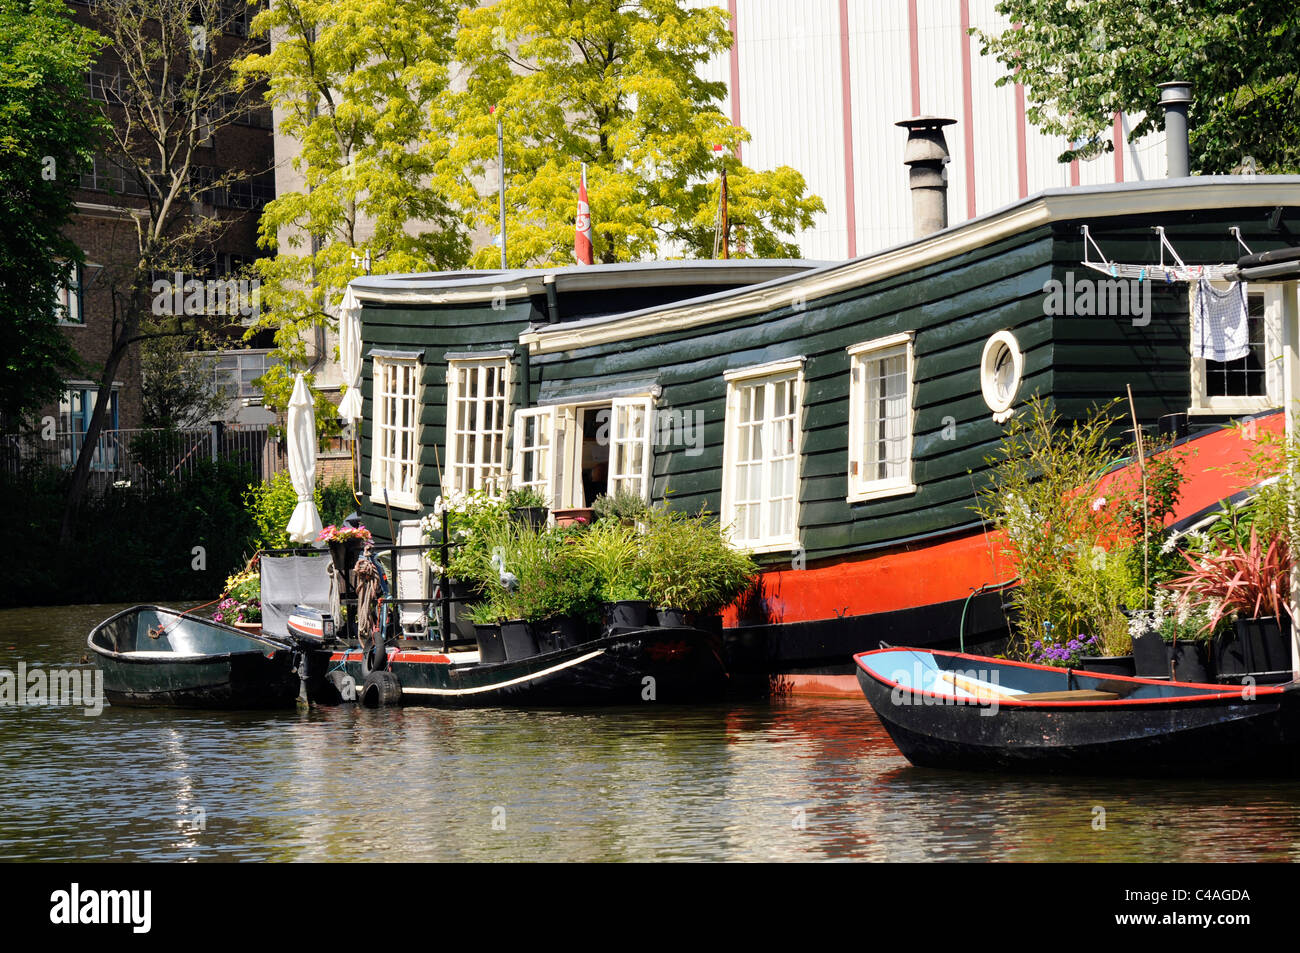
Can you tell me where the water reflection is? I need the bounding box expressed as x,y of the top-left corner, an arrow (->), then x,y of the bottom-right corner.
2,604 -> 1300,861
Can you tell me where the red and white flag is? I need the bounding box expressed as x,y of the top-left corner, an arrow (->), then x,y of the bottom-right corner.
574,163 -> 593,265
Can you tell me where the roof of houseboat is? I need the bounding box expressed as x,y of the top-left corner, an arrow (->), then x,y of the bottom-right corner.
349,176 -> 1300,352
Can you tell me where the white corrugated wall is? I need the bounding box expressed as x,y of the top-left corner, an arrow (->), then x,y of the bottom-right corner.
697,0 -> 1168,260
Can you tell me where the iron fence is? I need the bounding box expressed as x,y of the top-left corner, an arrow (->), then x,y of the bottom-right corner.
0,423 -> 285,494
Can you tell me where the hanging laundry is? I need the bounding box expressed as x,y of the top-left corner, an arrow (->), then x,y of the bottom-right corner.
1191,278 -> 1250,362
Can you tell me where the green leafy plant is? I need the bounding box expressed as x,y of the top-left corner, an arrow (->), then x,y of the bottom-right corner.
975,397 -> 1145,662
504,486 -> 548,510
244,472 -> 357,549
575,518 -> 649,604
592,488 -> 650,525
640,506 -> 758,614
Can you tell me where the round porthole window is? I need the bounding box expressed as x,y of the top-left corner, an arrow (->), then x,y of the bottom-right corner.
980,331 -> 1022,423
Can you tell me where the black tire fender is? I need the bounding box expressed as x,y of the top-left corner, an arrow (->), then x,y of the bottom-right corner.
361,670 -> 402,708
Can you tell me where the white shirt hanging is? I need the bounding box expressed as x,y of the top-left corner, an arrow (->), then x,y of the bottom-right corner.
1191,278 -> 1250,362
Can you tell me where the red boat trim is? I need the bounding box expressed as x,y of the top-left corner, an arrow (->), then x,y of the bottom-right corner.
853,647 -> 1290,708
328,649 -> 451,665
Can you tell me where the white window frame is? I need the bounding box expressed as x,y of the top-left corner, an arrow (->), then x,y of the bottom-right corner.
847,332 -> 917,503
57,261 -> 83,325
1189,282 -> 1283,415
721,358 -> 804,554
511,406 -> 555,506
607,396 -> 655,501
445,356 -> 511,495
369,354 -> 421,509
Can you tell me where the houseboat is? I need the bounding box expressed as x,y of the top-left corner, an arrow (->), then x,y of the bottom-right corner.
347,173 -> 1300,697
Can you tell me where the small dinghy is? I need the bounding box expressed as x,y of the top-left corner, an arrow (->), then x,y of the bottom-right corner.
88,605 -> 299,709
854,647 -> 1300,775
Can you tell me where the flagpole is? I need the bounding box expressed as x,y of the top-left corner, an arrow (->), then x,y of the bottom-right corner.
496,111 -> 507,270
720,166 -> 729,260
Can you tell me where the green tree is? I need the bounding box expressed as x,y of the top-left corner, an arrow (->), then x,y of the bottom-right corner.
140,335 -> 230,430
0,0 -> 104,424
238,0 -> 469,429
974,0 -> 1300,173
441,0 -> 824,266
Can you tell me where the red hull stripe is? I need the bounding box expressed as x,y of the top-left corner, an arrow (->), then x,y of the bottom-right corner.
731,414 -> 1281,626
329,651 -> 451,665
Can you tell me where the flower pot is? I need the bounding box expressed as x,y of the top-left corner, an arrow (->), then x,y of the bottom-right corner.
654,607 -> 688,628
1078,655 -> 1136,677
603,600 -> 651,631
1131,629 -> 1171,679
328,538 -> 367,593
1166,641 -> 1211,684
552,507 -> 594,527
693,613 -> 724,636
510,506 -> 550,530
233,621 -> 263,634
500,619 -> 539,660
1214,616 -> 1293,684
474,623 -> 505,664
443,578 -> 479,641
534,615 -> 587,653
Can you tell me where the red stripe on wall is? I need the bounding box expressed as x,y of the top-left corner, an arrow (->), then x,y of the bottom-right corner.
838,0 -> 857,258
959,0 -> 976,219
727,0 -> 742,161
1014,81 -> 1028,198
1112,111 -> 1124,182
907,0 -> 921,116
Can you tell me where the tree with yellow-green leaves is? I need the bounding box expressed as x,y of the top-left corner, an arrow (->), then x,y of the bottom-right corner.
439,0 -> 824,266
237,0 -> 469,428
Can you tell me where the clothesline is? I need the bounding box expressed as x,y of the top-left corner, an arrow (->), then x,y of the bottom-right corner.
1080,225 -> 1251,283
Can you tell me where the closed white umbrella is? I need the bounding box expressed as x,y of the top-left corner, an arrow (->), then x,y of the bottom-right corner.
336,284 -> 364,423
286,373 -> 322,544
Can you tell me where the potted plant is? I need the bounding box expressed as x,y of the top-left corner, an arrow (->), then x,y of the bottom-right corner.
1163,528 -> 1294,683
576,518 -> 651,629
505,486 -> 549,530
214,561 -> 262,631
465,598 -> 506,664
318,522 -> 373,584
640,507 -> 758,627
592,488 -> 650,526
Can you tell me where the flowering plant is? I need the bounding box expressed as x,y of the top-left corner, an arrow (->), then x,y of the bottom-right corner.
317,523 -> 372,544
214,564 -> 261,624
1026,628 -> 1099,667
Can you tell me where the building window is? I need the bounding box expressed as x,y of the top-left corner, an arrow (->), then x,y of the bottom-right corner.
59,385 -> 120,470
1189,284 -> 1282,415
512,407 -> 554,504
446,357 -> 510,495
847,333 -> 916,502
721,359 -> 804,552
370,355 -> 421,508
57,262 -> 84,325
203,348 -> 277,404
608,397 -> 654,500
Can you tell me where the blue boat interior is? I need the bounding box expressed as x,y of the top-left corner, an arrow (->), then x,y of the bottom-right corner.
859,648 -> 1236,701
93,607 -> 282,657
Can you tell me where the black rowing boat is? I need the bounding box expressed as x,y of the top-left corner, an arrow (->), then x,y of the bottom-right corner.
854,646 -> 1300,775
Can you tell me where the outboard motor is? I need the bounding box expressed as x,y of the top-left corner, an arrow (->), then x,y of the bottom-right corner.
285,605 -> 336,702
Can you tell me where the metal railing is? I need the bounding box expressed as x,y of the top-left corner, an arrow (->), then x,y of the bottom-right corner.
0,423 -> 285,493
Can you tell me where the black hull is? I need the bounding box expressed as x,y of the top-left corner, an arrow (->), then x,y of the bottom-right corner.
324,626 -> 729,708
856,667 -> 1300,777
101,651 -> 300,709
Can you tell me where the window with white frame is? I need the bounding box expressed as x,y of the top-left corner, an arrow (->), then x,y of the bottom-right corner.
847,332 -> 916,502
446,357 -> 510,494
57,262 -> 83,324
721,359 -> 803,552
1189,283 -> 1282,414
608,397 -> 654,500
512,406 -> 554,504
370,354 -> 421,508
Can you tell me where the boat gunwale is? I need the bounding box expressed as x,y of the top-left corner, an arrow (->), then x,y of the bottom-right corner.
853,646 -> 1293,708
86,604 -> 293,662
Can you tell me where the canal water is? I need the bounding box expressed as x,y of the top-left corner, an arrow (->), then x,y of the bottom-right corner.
4,603 -> 1300,862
